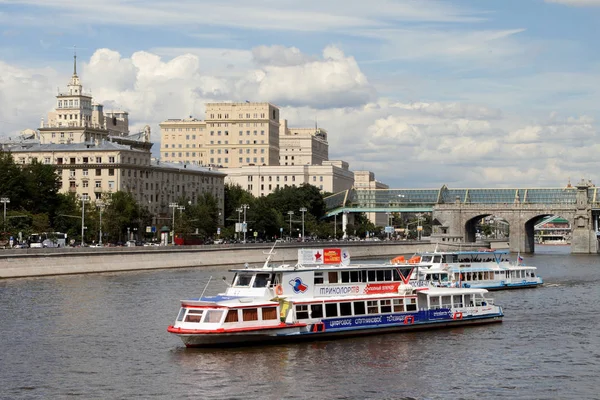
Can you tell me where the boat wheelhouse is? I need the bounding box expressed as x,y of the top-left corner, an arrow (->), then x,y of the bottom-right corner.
393,249 -> 543,290
167,247 -> 504,347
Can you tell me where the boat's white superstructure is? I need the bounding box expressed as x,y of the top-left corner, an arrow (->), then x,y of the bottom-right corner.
168,245 -> 503,347
392,248 -> 543,290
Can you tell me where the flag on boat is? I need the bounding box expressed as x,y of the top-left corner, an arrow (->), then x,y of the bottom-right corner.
518,255 -> 524,265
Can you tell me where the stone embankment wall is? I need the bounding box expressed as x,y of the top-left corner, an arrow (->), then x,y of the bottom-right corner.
0,242 -> 435,279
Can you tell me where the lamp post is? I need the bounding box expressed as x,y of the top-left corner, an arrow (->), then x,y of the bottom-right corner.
241,204 -> 249,243
334,213 -> 337,240
97,201 -> 104,246
1,197 -> 9,233
81,197 -> 86,247
288,211 -> 294,239
416,213 -> 423,241
169,202 -> 177,245
386,211 -> 392,240
300,207 -> 307,242
236,207 -> 242,240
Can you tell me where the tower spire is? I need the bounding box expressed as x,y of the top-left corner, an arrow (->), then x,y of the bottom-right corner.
73,45 -> 77,75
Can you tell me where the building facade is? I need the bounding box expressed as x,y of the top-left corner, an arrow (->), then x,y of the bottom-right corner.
1,56 -> 226,222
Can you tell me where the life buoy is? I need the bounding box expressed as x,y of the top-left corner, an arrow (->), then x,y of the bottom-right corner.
404,315 -> 415,325
311,322 -> 326,333
274,285 -> 283,295
453,312 -> 463,320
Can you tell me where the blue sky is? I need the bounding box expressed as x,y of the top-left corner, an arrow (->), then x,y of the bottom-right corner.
1,0 -> 600,188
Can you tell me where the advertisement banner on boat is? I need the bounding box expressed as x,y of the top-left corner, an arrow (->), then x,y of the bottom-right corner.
298,248 -> 350,265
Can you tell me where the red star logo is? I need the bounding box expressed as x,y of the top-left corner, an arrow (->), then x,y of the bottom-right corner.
314,251 -> 322,261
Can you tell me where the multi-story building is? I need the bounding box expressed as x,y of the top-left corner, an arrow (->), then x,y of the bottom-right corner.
159,102 -> 280,168
279,119 -> 328,166
353,171 -> 390,227
1,56 -> 226,221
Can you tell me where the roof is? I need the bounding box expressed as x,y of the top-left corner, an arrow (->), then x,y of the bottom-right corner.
150,160 -> 226,177
4,141 -> 147,153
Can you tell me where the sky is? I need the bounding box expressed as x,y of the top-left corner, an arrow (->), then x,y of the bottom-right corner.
1,0 -> 600,189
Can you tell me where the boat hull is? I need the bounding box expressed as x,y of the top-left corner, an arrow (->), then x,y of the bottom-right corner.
170,315 -> 503,348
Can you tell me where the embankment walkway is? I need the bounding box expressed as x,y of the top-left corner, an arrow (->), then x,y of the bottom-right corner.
0,241 -> 439,279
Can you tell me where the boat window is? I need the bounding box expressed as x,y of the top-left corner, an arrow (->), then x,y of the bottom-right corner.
242,309 -> 259,321
311,304 -> 323,318
367,270 -> 376,282
328,271 -> 338,284
406,298 -> 417,311
341,271 -> 350,283
314,272 -> 324,284
531,272 -> 535,277
296,305 -> 309,319
205,310 -> 223,323
350,270 -> 361,282
383,270 -> 392,281
429,296 -> 440,309
225,310 -> 239,323
253,273 -> 270,288
465,294 -> 473,306
421,255 -> 433,263
339,302 -> 352,316
325,303 -> 338,317
380,299 -> 392,313
453,295 -> 463,307
353,301 -> 366,315
262,307 -> 278,320
433,256 -> 442,264
177,308 -> 187,322
235,273 -> 252,287
393,299 -> 404,312
376,270 -> 384,281
361,270 -> 367,283
367,300 -> 378,314
441,296 -> 451,308
185,309 -> 204,323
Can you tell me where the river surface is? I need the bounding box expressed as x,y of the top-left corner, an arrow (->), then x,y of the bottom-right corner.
1,246 -> 599,400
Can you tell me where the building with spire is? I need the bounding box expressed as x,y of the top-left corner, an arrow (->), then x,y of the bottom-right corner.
1,55 -> 225,223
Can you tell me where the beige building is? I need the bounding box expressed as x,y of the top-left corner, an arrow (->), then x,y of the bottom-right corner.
1,56 -> 226,221
353,171 -> 390,227
220,160 -> 354,197
279,119 -> 328,166
159,102 -> 280,168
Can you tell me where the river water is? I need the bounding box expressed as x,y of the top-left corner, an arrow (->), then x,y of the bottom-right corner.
1,246 -> 598,400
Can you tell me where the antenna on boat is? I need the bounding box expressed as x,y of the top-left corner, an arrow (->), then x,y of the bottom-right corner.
262,240 -> 279,268
199,276 -> 213,298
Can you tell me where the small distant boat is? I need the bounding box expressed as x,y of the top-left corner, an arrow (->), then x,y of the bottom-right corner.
394,248 -> 543,290
167,243 -> 503,347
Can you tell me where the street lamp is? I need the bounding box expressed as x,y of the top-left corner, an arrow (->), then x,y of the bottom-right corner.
1,197 -> 9,233
81,197 -> 87,246
300,207 -> 307,242
334,213 -> 337,240
236,207 -> 242,241
288,211 -> 294,239
97,201 -> 104,246
169,202 -> 177,245
416,213 -> 423,241
386,211 -> 392,240
241,204 -> 249,243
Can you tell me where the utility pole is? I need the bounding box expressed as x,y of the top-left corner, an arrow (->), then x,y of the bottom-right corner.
1,197 -> 9,234
169,202 -> 177,245
97,201 -> 104,246
288,211 -> 294,239
241,204 -> 249,243
81,197 -> 86,247
300,207 -> 307,242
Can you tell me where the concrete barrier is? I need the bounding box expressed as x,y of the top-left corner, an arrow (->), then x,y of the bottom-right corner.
0,241 -> 435,279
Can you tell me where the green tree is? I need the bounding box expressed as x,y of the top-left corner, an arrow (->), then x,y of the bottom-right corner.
22,160 -> 60,216
101,192 -> 140,243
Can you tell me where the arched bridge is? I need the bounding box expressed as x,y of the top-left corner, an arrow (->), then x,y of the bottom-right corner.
324,181 -> 600,254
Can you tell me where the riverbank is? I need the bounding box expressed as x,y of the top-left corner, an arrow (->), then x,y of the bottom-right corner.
0,241 -> 437,279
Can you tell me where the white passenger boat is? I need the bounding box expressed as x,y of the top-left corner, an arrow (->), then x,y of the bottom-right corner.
167,246 -> 503,347
392,248 -> 543,290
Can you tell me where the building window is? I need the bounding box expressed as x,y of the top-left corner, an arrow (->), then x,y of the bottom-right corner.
95,169 -> 101,176
82,181 -> 89,188
109,156 -> 115,163
95,181 -> 101,188
82,169 -> 88,176
108,169 -> 115,176
96,157 -> 102,163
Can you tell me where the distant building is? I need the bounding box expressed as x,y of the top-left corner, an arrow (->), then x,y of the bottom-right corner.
1,55 -> 225,222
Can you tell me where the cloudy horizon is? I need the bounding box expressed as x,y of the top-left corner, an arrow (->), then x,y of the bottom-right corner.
1,0 -> 599,189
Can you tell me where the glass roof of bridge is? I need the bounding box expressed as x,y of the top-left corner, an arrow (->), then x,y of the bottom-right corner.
324,186 -> 593,211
